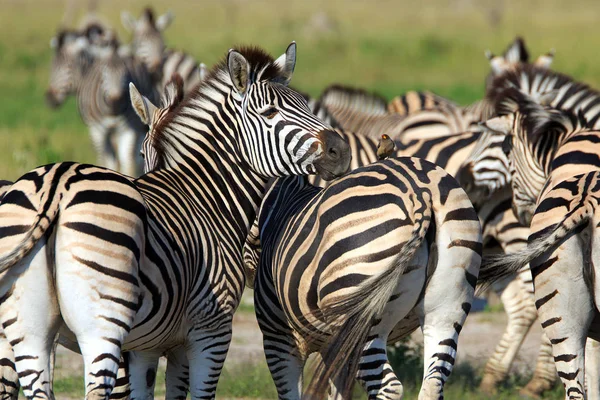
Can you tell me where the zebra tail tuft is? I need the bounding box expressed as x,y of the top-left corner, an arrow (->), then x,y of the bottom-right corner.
303,205 -> 432,400
0,191 -> 60,273
477,205 -> 591,289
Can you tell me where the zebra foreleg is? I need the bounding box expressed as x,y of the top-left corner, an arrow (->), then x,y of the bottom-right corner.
89,125 -> 118,172
126,351 -> 161,400
113,128 -> 143,177
584,338 -> 600,399
480,274 -> 538,394
519,332 -> 557,398
186,323 -> 232,399
165,346 -> 189,400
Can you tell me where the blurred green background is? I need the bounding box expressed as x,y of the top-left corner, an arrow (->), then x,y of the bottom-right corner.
2,0 -> 600,180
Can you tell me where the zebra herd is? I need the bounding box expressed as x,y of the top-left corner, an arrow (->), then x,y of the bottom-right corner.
0,5 -> 599,399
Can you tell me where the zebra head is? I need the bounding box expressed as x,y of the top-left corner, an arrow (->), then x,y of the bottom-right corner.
226,43 -> 351,180
480,97 -> 573,226
457,128 -> 511,206
129,43 -> 351,180
484,37 -> 555,90
46,30 -> 91,108
121,7 -> 173,74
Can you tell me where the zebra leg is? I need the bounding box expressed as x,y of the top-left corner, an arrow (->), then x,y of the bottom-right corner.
127,351 -> 160,399
415,239 -> 479,398
519,332 -> 557,398
89,125 -> 118,171
480,273 -> 538,394
114,128 -> 142,177
0,240 -> 60,399
532,237 -> 592,400
354,250 -> 428,400
165,347 -> 189,400
262,332 -> 305,400
109,355 -> 131,400
186,323 -> 233,399
0,330 -> 19,400
584,338 -> 600,399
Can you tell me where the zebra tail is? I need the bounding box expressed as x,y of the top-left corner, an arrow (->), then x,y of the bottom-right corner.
303,205 -> 432,400
0,188 -> 61,273
477,204 -> 591,288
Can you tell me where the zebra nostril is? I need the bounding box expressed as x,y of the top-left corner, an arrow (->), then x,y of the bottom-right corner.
328,146 -> 340,160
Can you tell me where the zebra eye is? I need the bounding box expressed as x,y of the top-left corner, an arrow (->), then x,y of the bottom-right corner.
502,135 -> 513,156
261,107 -> 279,119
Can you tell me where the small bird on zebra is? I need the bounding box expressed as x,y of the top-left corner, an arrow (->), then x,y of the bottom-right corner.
0,42 -> 350,399
245,157 -> 482,400
377,133 -> 395,159
478,87 -> 600,400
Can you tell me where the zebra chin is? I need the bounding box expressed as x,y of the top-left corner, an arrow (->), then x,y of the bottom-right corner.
313,129 -> 352,181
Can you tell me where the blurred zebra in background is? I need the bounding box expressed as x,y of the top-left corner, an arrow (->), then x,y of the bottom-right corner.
247,158 -> 482,400
121,7 -> 205,93
45,24 -> 157,177
479,89 -> 600,400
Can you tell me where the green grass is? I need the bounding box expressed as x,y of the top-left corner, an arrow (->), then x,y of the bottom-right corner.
2,0 -> 600,181
48,359 -> 565,399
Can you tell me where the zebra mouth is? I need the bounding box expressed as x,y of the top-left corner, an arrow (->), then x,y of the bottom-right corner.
45,89 -> 64,109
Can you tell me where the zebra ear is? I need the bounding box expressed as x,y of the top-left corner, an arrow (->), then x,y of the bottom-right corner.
162,74 -> 185,109
273,41 -> 296,86
156,10 -> 174,31
503,37 -> 529,63
534,49 -> 555,69
129,83 -> 157,126
198,63 -> 207,82
482,116 -> 513,135
121,11 -> 137,32
228,50 -> 250,95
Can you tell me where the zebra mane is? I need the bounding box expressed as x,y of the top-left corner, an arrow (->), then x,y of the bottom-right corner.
150,46 -> 285,166
497,87 -> 586,144
142,7 -> 155,23
486,63 -> 597,108
318,84 -> 388,116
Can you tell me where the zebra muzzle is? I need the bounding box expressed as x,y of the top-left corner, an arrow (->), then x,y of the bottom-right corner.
314,129 -> 351,181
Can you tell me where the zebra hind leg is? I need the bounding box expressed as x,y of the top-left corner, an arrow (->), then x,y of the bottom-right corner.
356,337 -> 403,399
165,346 -> 189,400
186,323 -> 233,398
0,330 -> 19,400
416,214 -> 480,398
0,240 -> 60,400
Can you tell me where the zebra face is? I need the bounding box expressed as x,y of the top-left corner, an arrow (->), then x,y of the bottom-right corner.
458,129 -> 511,206
46,33 -> 91,108
122,8 -> 173,74
228,44 -> 351,180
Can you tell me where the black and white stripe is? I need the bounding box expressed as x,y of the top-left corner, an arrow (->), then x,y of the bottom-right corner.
247,157 -> 481,399
0,44 -> 350,399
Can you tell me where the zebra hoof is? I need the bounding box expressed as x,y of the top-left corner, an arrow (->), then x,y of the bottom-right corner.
478,375 -> 501,396
518,379 -> 554,399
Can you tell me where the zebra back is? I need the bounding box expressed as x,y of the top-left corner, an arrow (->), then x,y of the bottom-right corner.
388,90 -> 457,115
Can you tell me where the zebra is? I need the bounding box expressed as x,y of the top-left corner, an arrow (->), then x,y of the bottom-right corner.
478,88 -> 600,400
121,7 -> 204,94
46,25 -> 157,177
0,43 -> 351,399
245,157 -> 481,399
